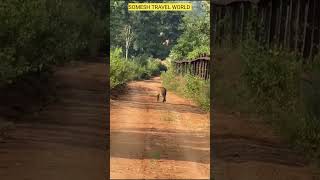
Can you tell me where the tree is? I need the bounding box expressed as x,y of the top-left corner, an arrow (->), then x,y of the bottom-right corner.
123,24 -> 134,60
110,0 -> 183,59
169,1 -> 210,61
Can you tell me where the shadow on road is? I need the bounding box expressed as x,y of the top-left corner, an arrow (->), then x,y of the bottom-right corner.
111,127 -> 209,164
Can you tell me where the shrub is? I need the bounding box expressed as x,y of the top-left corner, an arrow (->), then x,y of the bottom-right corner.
0,0 -> 104,85
240,39 -> 320,164
110,48 -> 134,88
241,40 -> 301,114
147,59 -> 167,76
110,49 -> 167,88
187,45 -> 210,60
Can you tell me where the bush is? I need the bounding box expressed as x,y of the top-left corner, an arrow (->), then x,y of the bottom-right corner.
110,49 -> 167,88
241,40 -> 302,114
187,45 -> 210,60
240,39 -> 320,164
0,0 -> 104,85
147,59 -> 167,76
110,48 -> 135,88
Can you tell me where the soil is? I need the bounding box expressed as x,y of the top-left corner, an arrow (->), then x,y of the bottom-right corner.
111,76 -> 320,180
110,77 -> 210,179
0,60 -> 107,180
213,108 -> 320,180
1,59 -> 319,180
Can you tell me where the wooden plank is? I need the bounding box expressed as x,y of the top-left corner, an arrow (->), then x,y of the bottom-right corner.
284,0 -> 290,49
205,61 -> 208,79
277,0 -> 283,47
195,61 -> 198,76
267,0 -> 272,47
318,0 -> 320,59
302,0 -> 309,58
198,61 -> 201,77
205,63 -> 208,80
264,3 -> 268,44
309,0 -> 316,60
287,0 -> 293,49
221,7 -> 225,47
257,5 -> 262,43
240,3 -> 244,43
192,62 -> 195,76
202,60 -> 205,78
231,5 -> 235,48
294,0 -> 300,53
200,60 -> 202,78
199,61 -> 203,78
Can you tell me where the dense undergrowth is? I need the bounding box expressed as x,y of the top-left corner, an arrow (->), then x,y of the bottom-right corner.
110,48 -> 167,89
0,0 -> 105,85
214,39 -> 320,165
161,63 -> 210,111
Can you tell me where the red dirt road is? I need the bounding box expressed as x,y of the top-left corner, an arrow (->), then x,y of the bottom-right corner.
0,61 -> 107,180
213,108 -> 320,180
110,77 -> 210,179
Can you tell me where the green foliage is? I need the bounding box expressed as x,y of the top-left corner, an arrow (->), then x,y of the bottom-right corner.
214,2 -> 320,164
302,57 -> 320,120
215,39 -> 320,164
0,0 -> 105,84
110,48 -> 167,88
110,48 -> 133,88
110,0 -> 183,59
241,39 -> 302,114
161,65 -> 209,111
187,45 -> 210,60
169,2 -> 210,61
213,48 -> 254,112
147,59 -> 167,76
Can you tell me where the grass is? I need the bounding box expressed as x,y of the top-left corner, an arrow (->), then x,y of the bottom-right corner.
213,48 -> 256,114
149,151 -> 161,159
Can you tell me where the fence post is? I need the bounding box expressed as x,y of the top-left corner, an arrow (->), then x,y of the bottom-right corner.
294,0 -> 301,53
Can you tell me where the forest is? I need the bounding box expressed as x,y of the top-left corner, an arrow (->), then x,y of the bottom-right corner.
110,0 -> 210,110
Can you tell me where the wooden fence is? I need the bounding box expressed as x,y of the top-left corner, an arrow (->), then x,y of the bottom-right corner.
174,55 -> 210,80
213,0 -> 320,61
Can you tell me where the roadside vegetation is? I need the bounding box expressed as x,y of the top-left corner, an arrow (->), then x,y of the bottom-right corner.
110,48 -> 166,89
0,0 -> 107,133
161,65 -> 210,111
1,0 -> 106,86
110,0 -> 210,112
161,1 -> 210,111
214,14 -> 320,164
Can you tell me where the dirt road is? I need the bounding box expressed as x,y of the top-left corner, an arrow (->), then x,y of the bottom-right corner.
2,60 -> 319,180
0,61 -> 107,180
213,108 -> 320,180
110,77 -> 210,179
110,76 -> 320,180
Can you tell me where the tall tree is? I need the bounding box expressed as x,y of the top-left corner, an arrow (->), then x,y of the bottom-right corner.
123,24 -> 134,60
